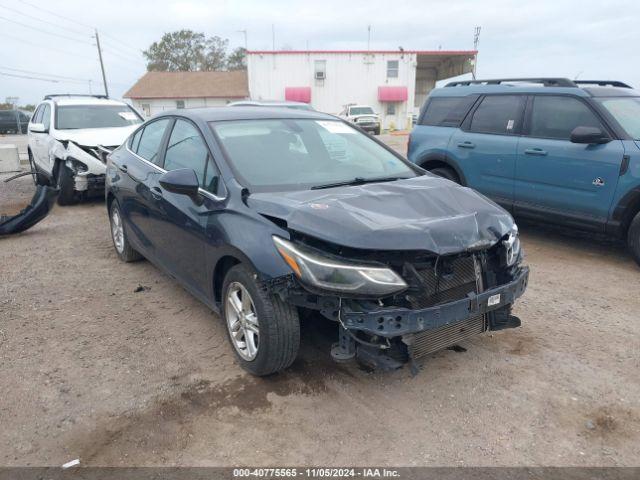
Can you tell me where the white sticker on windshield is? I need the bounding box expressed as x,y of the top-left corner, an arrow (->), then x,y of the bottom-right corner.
118,111 -> 138,121
506,119 -> 514,130
316,121 -> 356,134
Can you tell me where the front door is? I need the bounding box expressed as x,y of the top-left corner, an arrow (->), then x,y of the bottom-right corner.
515,95 -> 623,228
153,118 -> 223,297
448,94 -> 526,209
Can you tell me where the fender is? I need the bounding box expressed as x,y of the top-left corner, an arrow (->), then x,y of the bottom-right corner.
608,185 -> 640,235
416,152 -> 468,186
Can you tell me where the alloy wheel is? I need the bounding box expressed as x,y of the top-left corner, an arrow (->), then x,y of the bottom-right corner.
225,282 -> 260,361
111,207 -> 125,254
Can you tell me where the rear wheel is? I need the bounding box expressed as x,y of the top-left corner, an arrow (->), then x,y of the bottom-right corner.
430,166 -> 460,184
55,162 -> 77,206
222,264 -> 300,376
109,201 -> 142,262
627,211 -> 640,267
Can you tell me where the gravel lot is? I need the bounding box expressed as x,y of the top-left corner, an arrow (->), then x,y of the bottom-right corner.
1,133 -> 639,467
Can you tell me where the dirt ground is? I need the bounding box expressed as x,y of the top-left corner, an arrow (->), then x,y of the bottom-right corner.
1,134 -> 639,467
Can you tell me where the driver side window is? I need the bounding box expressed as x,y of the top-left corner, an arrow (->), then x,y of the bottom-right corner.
163,119 -> 220,195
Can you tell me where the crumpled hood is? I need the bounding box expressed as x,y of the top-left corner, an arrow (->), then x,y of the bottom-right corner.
248,175 -> 514,255
53,125 -> 138,147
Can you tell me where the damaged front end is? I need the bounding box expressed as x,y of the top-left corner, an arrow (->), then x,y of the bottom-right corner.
50,140 -> 114,196
266,232 -> 529,371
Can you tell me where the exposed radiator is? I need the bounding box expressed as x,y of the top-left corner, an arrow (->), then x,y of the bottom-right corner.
406,314 -> 487,359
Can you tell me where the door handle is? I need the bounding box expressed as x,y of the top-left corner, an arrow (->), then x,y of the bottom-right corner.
118,164 -> 128,173
457,141 -> 475,149
150,187 -> 163,200
524,148 -> 547,156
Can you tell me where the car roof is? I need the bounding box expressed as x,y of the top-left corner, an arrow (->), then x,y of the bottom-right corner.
44,96 -> 131,107
155,106 -> 335,122
431,82 -> 639,98
230,100 -> 309,106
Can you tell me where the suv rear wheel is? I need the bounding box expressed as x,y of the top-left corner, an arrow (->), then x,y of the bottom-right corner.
222,264 -> 300,376
628,211 -> 640,267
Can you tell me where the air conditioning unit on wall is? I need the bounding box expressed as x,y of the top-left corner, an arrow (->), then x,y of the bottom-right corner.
315,71 -> 326,80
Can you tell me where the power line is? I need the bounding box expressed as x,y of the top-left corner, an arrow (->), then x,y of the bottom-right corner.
1,66 -> 91,82
0,32 -> 96,60
17,0 -> 94,31
0,71 -> 62,83
0,3 -> 88,36
0,15 -> 93,45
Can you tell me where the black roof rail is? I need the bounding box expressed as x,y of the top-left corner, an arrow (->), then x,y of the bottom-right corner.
573,80 -> 633,89
445,78 -> 577,88
44,94 -> 109,100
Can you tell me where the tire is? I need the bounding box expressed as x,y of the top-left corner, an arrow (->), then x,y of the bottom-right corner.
27,150 -> 48,186
374,127 -> 381,135
627,211 -> 640,267
109,201 -> 143,262
222,264 -> 300,376
55,162 -> 77,206
430,166 -> 460,184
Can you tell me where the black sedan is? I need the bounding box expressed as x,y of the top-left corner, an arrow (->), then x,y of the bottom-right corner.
106,107 -> 529,376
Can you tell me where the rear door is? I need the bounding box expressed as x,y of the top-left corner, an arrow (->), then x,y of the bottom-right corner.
448,95 -> 526,209
515,95 -> 624,229
154,118 -> 224,296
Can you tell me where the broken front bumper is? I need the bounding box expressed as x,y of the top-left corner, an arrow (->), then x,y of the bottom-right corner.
339,266 -> 529,337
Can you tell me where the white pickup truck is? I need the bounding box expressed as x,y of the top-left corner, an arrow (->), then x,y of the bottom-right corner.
338,105 -> 381,135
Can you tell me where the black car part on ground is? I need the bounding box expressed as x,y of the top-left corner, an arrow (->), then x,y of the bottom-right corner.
0,185 -> 58,235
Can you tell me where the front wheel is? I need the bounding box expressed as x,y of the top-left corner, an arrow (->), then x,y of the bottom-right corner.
56,162 -> 77,206
222,264 -> 300,376
627,211 -> 640,267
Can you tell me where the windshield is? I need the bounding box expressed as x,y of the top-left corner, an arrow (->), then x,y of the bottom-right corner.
211,119 -> 416,192
349,107 -> 374,116
56,105 -> 142,130
595,97 -> 640,140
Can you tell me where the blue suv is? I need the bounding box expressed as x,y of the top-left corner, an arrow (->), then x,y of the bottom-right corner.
408,78 -> 640,266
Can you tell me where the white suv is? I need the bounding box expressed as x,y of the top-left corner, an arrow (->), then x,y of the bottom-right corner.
338,105 -> 381,135
28,95 -> 143,205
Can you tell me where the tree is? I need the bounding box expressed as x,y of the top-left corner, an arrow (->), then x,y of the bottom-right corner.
143,30 -> 208,71
226,47 -> 246,71
143,30 -> 241,72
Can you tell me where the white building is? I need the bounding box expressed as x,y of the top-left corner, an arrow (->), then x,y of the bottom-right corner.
124,71 -> 248,117
247,50 -> 476,130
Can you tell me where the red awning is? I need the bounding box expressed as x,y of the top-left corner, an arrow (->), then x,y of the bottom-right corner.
378,86 -> 408,102
285,87 -> 311,103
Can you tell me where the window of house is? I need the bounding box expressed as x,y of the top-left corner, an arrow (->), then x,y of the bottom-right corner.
140,103 -> 151,117
387,60 -> 399,78
314,60 -> 326,79
135,118 -> 171,165
176,100 -> 185,109
469,95 -> 524,135
386,103 -> 396,115
529,96 -> 603,140
163,119 -> 219,194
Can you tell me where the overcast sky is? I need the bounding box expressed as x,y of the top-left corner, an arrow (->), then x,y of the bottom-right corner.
1,0 -> 639,105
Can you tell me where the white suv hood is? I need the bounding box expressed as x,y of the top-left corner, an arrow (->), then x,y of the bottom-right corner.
54,125 -> 138,147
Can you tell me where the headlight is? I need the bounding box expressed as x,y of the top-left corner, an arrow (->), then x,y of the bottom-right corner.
503,225 -> 521,266
273,236 -> 407,296
66,158 -> 88,173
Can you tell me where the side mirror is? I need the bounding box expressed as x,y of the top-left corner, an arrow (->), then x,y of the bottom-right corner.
159,168 -> 201,203
29,123 -> 47,134
570,126 -> 610,144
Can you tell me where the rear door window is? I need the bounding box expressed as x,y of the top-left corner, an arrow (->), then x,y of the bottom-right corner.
529,95 -> 604,140
31,105 -> 44,124
41,104 -> 51,130
420,96 -> 477,127
135,118 -> 171,165
469,95 -> 524,134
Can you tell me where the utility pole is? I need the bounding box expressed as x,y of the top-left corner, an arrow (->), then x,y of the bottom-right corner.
271,24 -> 275,51
472,26 -> 481,80
94,29 -> 109,97
367,25 -> 371,52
